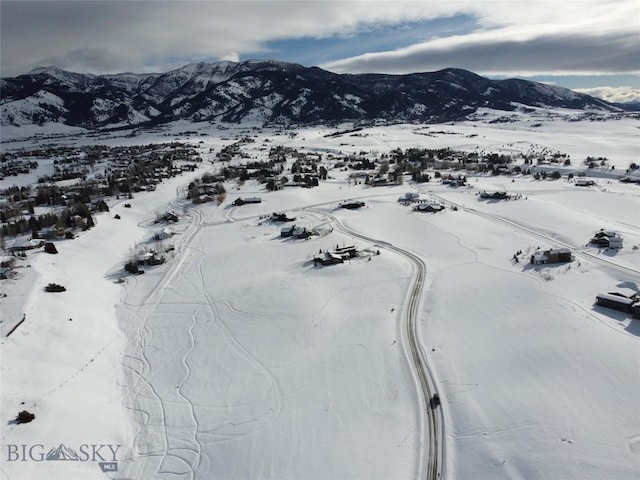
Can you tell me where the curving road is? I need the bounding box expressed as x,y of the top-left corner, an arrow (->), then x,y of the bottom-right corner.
310,208 -> 445,480
122,194 -> 446,479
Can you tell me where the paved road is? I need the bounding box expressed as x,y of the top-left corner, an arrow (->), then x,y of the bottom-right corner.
310,208 -> 445,480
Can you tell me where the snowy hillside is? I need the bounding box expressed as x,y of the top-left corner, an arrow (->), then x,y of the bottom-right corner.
1,112 -> 639,479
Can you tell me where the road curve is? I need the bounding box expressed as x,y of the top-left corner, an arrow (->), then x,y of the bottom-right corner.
309,208 -> 445,480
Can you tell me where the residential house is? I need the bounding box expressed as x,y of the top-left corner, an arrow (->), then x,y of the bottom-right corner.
530,248 -> 573,265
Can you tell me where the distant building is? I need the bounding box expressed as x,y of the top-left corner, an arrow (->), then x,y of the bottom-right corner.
271,212 -> 295,222
233,197 -> 262,206
313,252 -> 344,266
530,248 -> 573,265
332,245 -> 358,258
480,191 -> 510,200
313,245 -> 359,266
292,226 -> 312,239
414,202 -> 444,213
620,175 -> 640,184
575,179 -> 596,187
280,225 -> 295,237
339,200 -> 365,209
280,224 -> 311,239
590,229 -> 623,249
398,192 -> 420,203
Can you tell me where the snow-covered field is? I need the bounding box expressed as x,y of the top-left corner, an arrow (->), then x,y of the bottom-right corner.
1,111 -> 639,479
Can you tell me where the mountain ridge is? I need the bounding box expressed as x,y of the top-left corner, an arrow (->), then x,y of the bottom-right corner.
0,60 -> 623,129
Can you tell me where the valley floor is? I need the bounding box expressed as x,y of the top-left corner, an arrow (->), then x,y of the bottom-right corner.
1,117 -> 639,479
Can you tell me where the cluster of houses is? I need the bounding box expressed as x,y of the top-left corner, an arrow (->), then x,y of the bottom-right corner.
590,229 -> 623,249
397,192 -> 445,212
442,175 -> 467,187
1,142 -> 203,241
189,182 -> 226,204
0,159 -> 39,179
280,224 -> 313,239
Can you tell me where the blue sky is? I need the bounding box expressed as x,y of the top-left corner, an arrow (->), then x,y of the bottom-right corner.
261,14 -> 479,67
1,1 -> 638,101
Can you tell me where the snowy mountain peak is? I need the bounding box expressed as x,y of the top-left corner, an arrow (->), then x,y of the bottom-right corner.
1,61 -> 622,129
28,66 -> 64,75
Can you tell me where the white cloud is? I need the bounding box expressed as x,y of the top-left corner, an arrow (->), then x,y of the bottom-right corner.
1,0 -> 638,82
575,86 -> 640,104
320,1 -> 640,77
321,27 -> 639,77
218,52 -> 240,63
0,1 -> 464,76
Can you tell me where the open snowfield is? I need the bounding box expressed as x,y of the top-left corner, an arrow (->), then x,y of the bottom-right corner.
1,111 -> 639,479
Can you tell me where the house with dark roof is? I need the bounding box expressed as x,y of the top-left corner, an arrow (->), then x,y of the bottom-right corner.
233,197 -> 262,206
530,248 -> 573,265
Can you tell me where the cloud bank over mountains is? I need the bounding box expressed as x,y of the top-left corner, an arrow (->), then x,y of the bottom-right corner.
1,0 -> 637,89
575,86 -> 640,104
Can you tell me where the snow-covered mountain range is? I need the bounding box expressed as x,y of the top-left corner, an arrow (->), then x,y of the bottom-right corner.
0,60 -> 622,129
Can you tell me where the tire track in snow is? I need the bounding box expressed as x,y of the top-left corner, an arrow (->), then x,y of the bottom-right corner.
192,230 -> 284,434
121,200 -> 283,478
119,205 -> 206,477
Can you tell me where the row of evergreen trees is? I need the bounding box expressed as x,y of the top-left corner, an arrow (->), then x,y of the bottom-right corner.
1,201 -> 103,238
